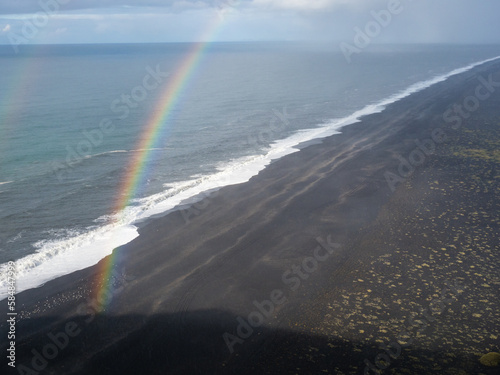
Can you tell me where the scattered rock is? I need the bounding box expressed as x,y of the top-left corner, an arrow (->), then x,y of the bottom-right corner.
479,352 -> 500,367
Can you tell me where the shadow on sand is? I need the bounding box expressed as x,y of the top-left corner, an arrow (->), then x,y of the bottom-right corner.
3,309 -> 498,375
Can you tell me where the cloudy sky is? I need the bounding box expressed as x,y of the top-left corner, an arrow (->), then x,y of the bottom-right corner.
0,0 -> 499,45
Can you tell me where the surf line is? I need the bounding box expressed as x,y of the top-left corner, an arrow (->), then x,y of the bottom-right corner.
93,12 -> 230,311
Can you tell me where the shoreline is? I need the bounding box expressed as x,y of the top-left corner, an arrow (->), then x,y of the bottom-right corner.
2,59 -> 499,374
3,55 -> 499,301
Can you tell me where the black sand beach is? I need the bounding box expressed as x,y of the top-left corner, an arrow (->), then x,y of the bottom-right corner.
2,61 -> 500,375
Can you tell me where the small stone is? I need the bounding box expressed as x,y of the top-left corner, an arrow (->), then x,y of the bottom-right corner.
479,352 -> 500,367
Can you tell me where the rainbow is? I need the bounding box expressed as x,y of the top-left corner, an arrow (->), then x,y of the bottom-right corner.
94,12 -> 229,310
0,45 -> 46,151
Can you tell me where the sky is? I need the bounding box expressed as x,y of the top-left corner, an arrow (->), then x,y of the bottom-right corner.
0,0 -> 499,46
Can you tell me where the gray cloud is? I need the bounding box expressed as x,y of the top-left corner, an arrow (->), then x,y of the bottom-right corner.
0,0 -> 499,45
0,0 -> 363,15
0,0 -> 213,15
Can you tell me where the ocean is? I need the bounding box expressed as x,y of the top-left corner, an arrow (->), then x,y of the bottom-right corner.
1,42 -> 499,299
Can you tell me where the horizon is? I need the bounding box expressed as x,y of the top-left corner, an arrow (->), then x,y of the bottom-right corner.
4,40 -> 500,46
